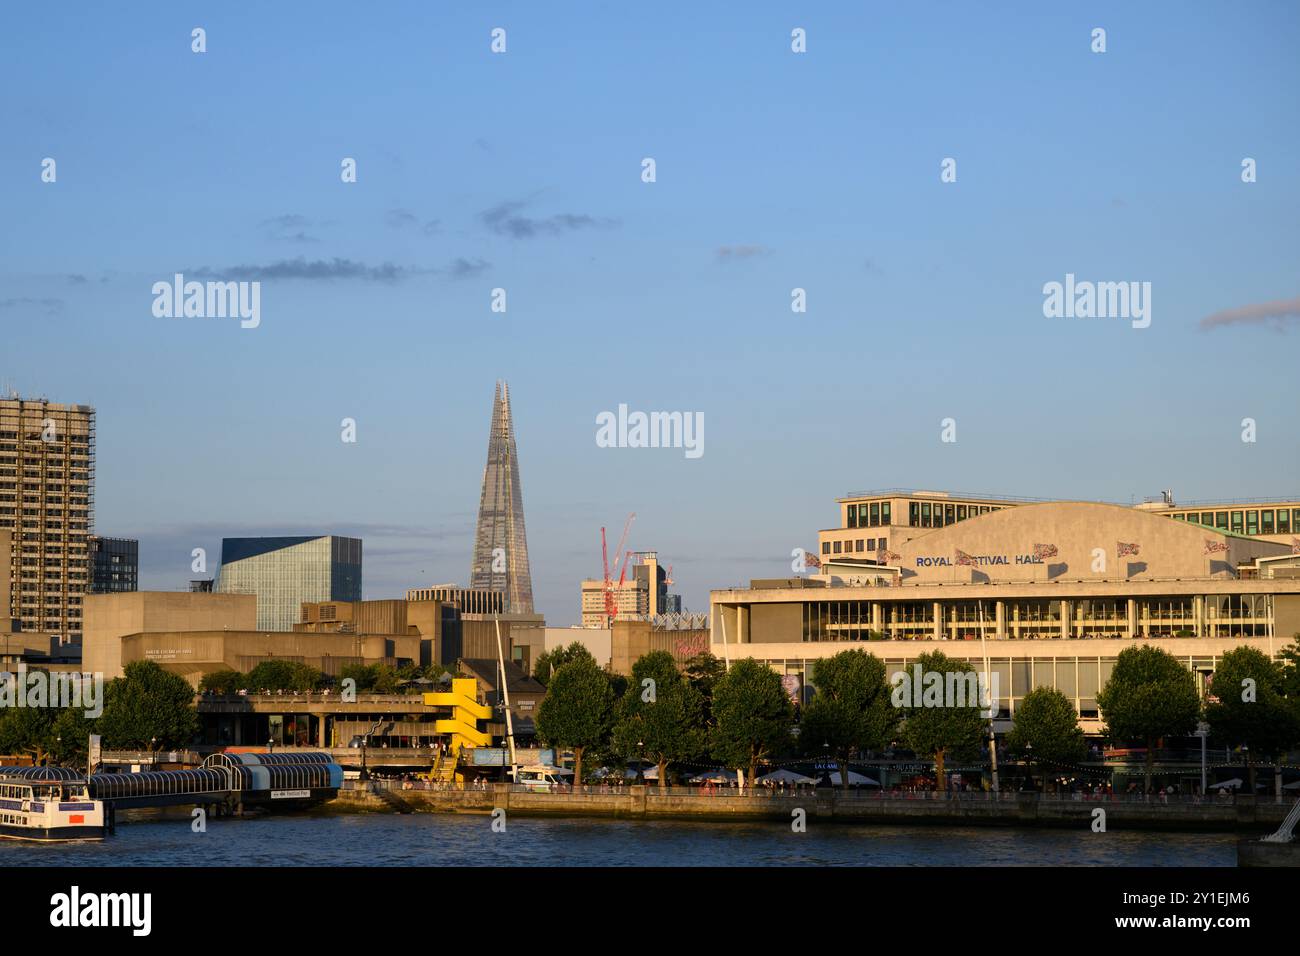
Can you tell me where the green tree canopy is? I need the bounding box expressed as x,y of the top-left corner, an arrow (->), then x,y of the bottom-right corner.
533,642 -> 598,687
535,657 -> 615,784
0,704 -> 57,764
1205,645 -> 1300,792
199,669 -> 246,695
1006,686 -> 1087,790
896,651 -> 987,792
1096,644 -> 1200,793
246,659 -> 324,693
800,649 -> 897,790
710,659 -> 794,786
96,660 -> 200,751
612,651 -> 706,787
683,651 -> 726,723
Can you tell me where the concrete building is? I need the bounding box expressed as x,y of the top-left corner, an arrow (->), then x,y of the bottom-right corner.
298,597 -> 532,670
818,487 -> 1300,560
88,535 -> 138,593
405,584 -> 504,615
120,628 -> 421,688
610,618 -> 712,676
0,396 -> 95,644
717,499 -> 1300,734
216,535 -> 362,631
83,591 -> 258,679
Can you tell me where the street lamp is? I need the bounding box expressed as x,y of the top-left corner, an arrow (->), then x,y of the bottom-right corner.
1195,721 -> 1210,797
150,736 -> 157,767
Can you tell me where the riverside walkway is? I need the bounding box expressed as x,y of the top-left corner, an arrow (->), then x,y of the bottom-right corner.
332,780 -> 1294,832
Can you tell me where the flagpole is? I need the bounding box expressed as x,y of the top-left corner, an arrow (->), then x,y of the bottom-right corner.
978,599 -> 998,793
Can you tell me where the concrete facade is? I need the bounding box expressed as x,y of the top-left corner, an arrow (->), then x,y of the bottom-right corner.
715,500 -> 1300,731
83,591 -> 258,679
120,628 -> 420,687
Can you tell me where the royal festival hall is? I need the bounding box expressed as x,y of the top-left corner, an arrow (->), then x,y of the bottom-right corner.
710,492 -> 1300,735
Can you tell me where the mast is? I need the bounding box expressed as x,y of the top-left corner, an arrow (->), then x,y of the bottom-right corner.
495,615 -> 518,772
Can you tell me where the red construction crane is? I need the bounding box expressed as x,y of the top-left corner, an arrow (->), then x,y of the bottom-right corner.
601,513 -> 636,626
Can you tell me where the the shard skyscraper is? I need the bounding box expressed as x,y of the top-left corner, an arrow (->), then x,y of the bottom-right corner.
469,381 -> 535,613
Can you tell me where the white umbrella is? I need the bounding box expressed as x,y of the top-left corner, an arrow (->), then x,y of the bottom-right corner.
1282,780 -> 1300,790
822,769 -> 880,786
690,769 -> 734,783
1210,778 -> 1243,789
759,769 -> 816,785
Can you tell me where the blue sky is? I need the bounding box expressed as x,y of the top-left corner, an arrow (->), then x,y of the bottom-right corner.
2,2 -> 1297,625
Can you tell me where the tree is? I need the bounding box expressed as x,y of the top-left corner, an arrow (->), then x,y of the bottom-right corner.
199,669 -> 246,695
370,663 -> 403,695
1205,646 -> 1300,793
533,642 -> 597,687
535,657 -> 614,785
245,659 -> 323,693
0,705 -> 56,764
1096,644 -> 1200,794
51,706 -> 98,767
897,651 -> 986,792
710,659 -> 793,786
96,660 -> 200,751
683,651 -> 726,723
1006,687 -> 1087,792
800,649 -> 896,791
612,651 -> 706,787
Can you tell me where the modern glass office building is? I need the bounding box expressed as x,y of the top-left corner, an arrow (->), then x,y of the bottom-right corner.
88,535 -> 138,593
216,535 -> 362,631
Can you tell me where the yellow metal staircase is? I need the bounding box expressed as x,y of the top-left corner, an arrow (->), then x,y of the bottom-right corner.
422,678 -> 492,781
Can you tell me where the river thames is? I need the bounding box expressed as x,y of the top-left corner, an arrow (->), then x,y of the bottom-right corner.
0,813 -> 1237,866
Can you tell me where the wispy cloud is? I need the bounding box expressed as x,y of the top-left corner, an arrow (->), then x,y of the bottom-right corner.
0,297 -> 64,315
188,256 -> 488,283
190,258 -> 427,282
386,207 -> 441,235
1199,296 -> 1300,332
715,244 -> 772,262
259,213 -> 322,243
385,208 -> 418,229
447,257 -> 491,279
480,199 -> 618,239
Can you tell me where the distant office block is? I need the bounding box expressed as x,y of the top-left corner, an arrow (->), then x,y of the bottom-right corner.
216,535 -> 361,631
89,536 -> 138,593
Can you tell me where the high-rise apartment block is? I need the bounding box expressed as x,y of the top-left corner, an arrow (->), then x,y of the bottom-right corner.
0,396 -> 95,643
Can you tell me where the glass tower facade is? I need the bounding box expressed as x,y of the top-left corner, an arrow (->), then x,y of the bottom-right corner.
216,535 -> 362,631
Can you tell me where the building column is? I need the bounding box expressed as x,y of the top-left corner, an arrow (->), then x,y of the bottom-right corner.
995,600 -> 1006,640
933,602 -> 944,640
1126,598 -> 1137,639
1193,595 -> 1205,637
871,602 -> 882,635
1060,600 -> 1071,640
319,715 -> 328,748
737,605 -> 750,644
